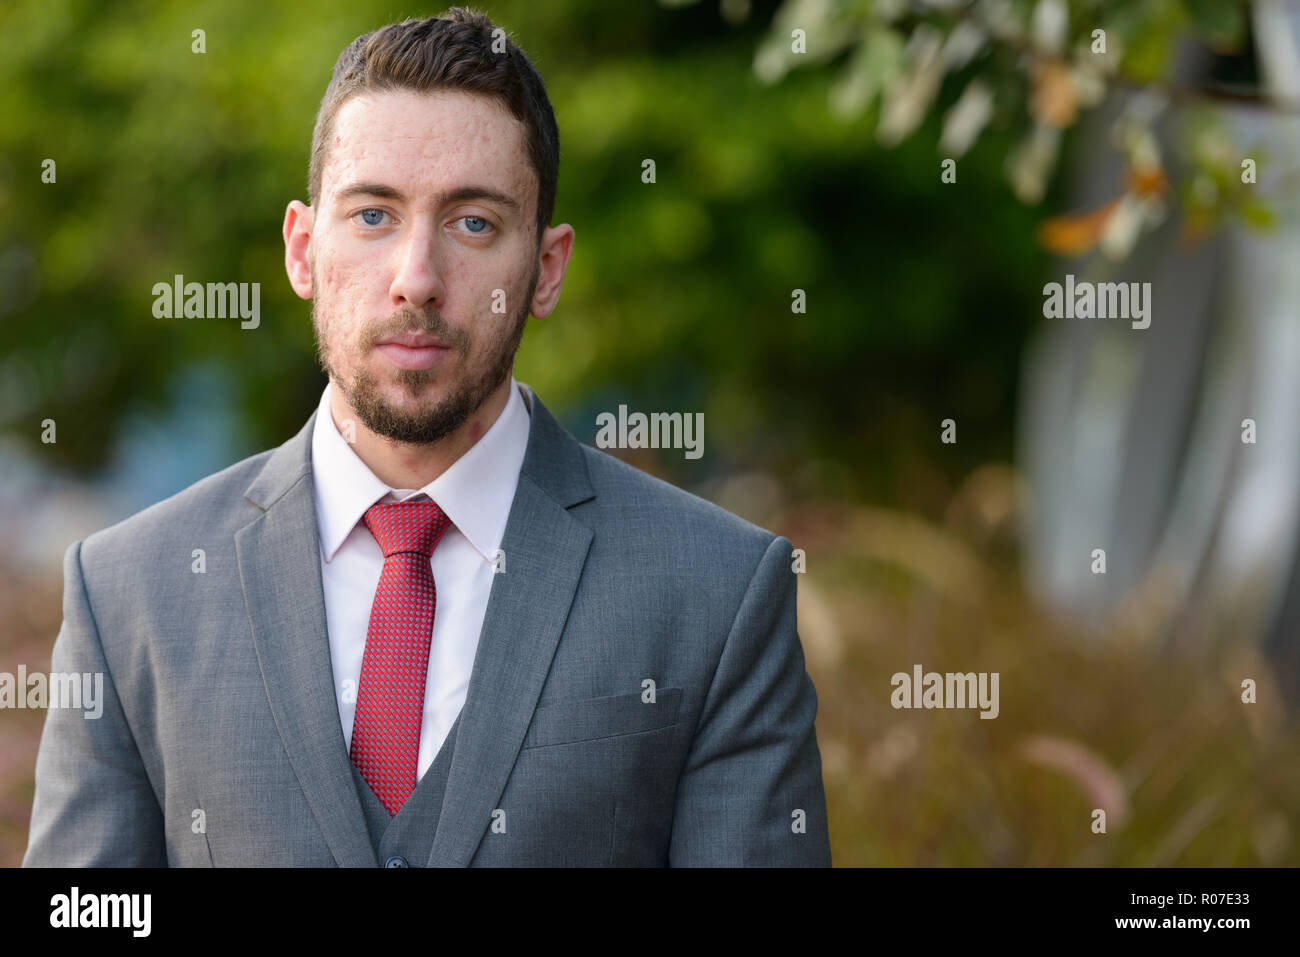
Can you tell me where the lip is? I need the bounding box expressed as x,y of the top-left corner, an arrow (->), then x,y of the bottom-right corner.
374,339 -> 451,371
378,332 -> 451,349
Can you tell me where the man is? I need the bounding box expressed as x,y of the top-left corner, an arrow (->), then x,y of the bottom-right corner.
24,8 -> 830,867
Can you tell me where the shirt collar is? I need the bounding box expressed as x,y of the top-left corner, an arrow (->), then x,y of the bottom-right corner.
310,376 -> 532,564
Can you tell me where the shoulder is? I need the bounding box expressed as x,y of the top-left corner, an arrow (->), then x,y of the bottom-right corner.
575,442 -> 783,572
76,445 -> 278,573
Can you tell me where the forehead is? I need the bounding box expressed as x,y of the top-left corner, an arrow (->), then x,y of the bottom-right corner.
324,88 -> 534,206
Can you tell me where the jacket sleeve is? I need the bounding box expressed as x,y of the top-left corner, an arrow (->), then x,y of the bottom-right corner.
668,534 -> 832,866
23,540 -> 167,867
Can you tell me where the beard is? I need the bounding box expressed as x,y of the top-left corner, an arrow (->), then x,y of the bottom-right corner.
312,260 -> 539,445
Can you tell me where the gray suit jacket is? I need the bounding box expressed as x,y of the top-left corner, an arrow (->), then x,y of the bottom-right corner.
23,383 -> 831,866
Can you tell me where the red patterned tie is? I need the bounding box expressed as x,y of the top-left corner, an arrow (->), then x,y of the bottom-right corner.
351,499 -> 452,815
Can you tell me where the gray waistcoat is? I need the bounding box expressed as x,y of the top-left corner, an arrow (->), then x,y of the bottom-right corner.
349,709 -> 465,867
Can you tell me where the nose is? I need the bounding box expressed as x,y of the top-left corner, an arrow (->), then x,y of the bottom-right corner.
388,216 -> 447,312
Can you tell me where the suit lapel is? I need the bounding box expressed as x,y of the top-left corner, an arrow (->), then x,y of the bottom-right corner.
427,384 -> 596,867
235,412 -> 378,868
233,383 -> 596,869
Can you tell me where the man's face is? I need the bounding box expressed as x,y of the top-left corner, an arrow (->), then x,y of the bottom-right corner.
308,88 -> 541,444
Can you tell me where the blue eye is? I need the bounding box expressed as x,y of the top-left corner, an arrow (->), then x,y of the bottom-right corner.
356,208 -> 387,226
460,216 -> 491,234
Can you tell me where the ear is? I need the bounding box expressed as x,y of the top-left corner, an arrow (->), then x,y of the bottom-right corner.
529,223 -> 575,319
283,200 -> 315,299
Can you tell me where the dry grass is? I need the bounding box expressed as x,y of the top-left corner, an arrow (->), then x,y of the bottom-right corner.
778,466 -> 1299,867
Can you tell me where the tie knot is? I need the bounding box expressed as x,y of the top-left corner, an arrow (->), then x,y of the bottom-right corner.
363,499 -> 452,558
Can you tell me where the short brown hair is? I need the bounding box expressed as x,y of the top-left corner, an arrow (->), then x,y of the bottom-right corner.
308,7 -> 559,242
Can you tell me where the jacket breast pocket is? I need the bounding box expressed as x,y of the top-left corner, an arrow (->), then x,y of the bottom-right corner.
522,687 -> 682,749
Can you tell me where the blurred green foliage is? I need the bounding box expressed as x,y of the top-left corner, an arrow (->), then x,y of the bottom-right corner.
0,0 -> 1047,509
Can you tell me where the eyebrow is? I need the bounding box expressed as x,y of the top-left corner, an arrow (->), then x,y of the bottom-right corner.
334,182 -> 521,213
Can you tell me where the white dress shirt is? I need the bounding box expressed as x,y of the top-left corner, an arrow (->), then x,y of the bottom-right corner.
310,376 -> 531,781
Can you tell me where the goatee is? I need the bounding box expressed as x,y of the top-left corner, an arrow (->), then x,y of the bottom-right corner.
312,262 -> 538,445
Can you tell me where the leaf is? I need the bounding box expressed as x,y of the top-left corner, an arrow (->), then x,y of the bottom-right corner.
1037,197 -> 1121,255
1099,192 -> 1152,261
1128,163 -> 1169,198
940,78 -> 995,157
1030,59 -> 1078,128
1239,199 -> 1277,231
1119,8 -> 1179,85
876,26 -> 946,146
1185,0 -> 1246,51
1005,122 -> 1061,204
829,26 -> 904,120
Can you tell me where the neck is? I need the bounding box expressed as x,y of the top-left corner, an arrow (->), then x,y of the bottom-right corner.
329,376 -> 513,489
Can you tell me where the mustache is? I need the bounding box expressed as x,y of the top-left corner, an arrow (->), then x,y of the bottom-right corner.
361,308 -> 467,351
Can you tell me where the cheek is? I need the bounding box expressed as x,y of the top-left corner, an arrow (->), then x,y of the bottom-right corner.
316,228 -> 383,291
317,255 -> 363,300
315,260 -> 374,336
466,252 -> 534,323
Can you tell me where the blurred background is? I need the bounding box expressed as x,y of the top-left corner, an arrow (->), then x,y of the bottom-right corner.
2,0 -> 1298,866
